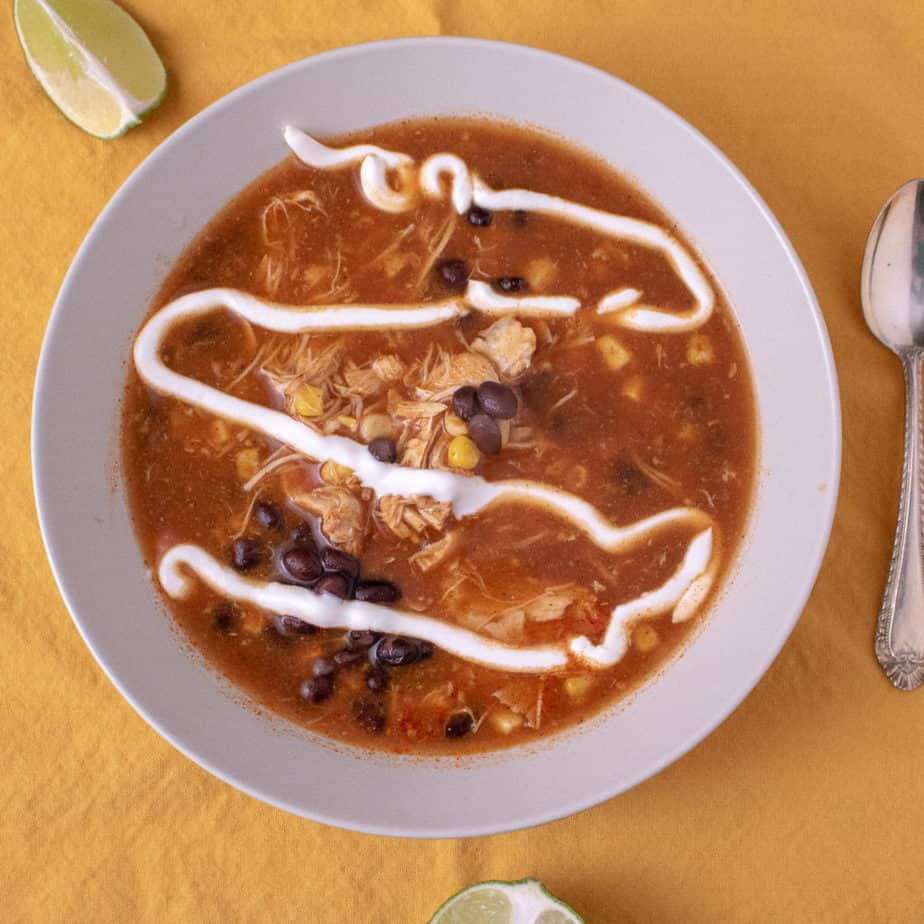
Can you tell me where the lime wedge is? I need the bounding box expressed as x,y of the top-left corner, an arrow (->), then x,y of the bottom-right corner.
429,879 -> 584,924
14,0 -> 166,138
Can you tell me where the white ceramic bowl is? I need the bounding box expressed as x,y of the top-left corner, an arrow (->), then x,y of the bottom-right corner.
32,38 -> 840,837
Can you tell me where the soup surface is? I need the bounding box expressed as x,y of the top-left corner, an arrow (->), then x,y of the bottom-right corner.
122,118 -> 756,753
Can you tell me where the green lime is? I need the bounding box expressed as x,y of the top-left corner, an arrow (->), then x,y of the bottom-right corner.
14,0 -> 166,139
429,878 -> 584,924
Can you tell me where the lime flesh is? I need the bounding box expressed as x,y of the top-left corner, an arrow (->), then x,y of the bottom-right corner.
14,0 -> 166,138
430,879 -> 583,924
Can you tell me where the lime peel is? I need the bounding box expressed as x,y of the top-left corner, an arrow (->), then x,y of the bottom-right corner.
429,878 -> 584,924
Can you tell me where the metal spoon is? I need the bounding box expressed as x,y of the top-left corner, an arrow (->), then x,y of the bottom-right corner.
862,179 -> 924,689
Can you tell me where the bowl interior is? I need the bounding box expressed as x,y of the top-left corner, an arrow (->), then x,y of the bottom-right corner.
32,38 -> 840,837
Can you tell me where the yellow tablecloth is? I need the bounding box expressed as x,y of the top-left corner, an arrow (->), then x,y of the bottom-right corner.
3,2 -> 923,920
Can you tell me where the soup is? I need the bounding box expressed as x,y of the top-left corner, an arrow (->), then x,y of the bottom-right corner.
122,118 -> 756,753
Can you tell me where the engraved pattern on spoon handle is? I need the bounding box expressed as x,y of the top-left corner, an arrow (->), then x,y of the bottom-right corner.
876,353 -> 924,689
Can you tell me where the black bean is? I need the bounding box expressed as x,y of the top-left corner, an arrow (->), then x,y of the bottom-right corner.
366,667 -> 390,693
355,580 -> 401,604
273,614 -> 319,638
368,437 -> 397,463
495,276 -> 528,293
476,381 -> 518,419
321,547 -> 360,579
254,501 -> 282,530
299,674 -> 334,704
352,697 -> 386,734
370,635 -> 429,667
467,206 -> 493,227
613,460 -> 647,496
332,647 -> 367,667
311,656 -> 336,679
467,413 -> 502,454
280,545 -> 323,584
452,385 -> 479,421
346,629 -> 380,650
291,522 -> 317,549
437,258 -> 470,291
445,711 -> 475,739
512,209 -> 528,226
230,537 -> 263,571
317,573 -> 350,599
211,603 -> 236,633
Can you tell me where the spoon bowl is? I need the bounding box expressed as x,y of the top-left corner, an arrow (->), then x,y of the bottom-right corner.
862,179 -> 924,353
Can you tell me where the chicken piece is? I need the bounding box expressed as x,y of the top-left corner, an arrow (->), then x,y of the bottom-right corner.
492,679 -> 541,728
397,417 -> 438,469
471,318 -> 536,379
482,610 -> 526,642
372,354 -> 405,382
289,484 -> 369,556
394,400 -> 447,419
409,532 -> 458,572
377,494 -> 452,541
421,350 -> 497,396
342,364 -> 383,397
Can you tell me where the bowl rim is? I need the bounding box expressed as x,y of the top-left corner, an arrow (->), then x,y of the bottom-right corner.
32,36 -> 841,837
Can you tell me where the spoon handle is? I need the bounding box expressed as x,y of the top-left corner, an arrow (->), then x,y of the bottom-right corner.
877,353 -> 924,689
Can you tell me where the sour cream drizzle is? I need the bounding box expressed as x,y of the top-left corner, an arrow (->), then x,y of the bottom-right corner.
159,530 -> 712,672
284,126 -> 715,333
136,129 -> 727,672
134,288 -> 709,547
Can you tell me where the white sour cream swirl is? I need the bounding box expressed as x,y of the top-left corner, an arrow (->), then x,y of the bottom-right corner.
134,288 -> 709,545
136,128 -> 727,672
284,126 -> 715,333
160,531 -> 712,672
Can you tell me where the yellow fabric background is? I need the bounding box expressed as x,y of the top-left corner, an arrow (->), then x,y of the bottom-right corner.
3,1 -> 924,920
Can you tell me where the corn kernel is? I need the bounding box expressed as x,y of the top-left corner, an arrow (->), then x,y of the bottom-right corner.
677,422 -> 700,442
239,610 -> 264,637
498,418 -> 511,447
338,415 -> 358,431
320,459 -> 354,485
564,674 -> 596,701
444,412 -> 468,436
687,334 -> 714,366
293,383 -> 324,417
596,335 -> 632,371
621,375 -> 643,402
488,707 -> 524,735
448,435 -> 480,470
235,448 -> 260,482
525,256 -> 558,289
634,623 -> 660,652
208,418 -> 231,446
359,413 -> 393,442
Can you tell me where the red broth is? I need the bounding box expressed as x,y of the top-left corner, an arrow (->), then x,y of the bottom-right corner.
122,118 -> 756,753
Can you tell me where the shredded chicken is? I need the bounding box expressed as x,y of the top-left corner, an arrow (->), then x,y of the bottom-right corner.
395,415 -> 441,469
394,400 -> 447,419
372,354 -> 405,383
377,494 -> 452,541
510,585 -> 590,622
289,484 -> 369,556
492,679 -> 542,728
342,364 -> 384,397
409,533 -> 459,572
471,318 -> 536,379
481,610 -> 526,641
419,350 -> 497,397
